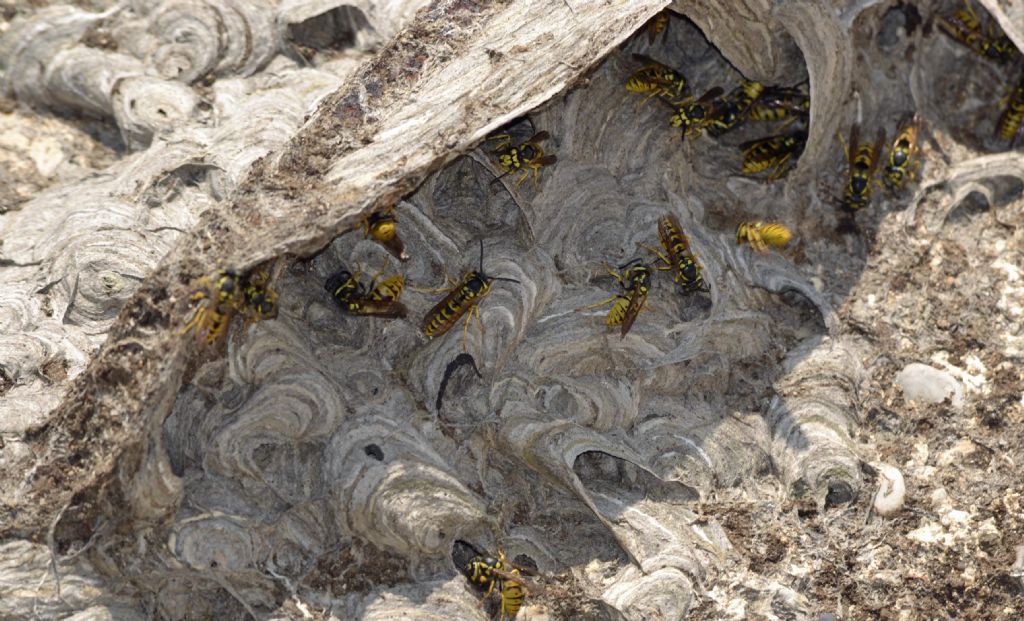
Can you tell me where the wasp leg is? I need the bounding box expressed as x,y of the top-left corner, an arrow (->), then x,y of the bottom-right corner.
767,152 -> 793,182
574,296 -> 619,313
410,284 -> 457,294
466,303 -> 485,358
639,243 -> 674,270
488,133 -> 513,152
461,304 -> 484,354
364,264 -> 388,293
636,88 -> 666,110
600,262 -> 630,287
180,306 -> 208,336
512,168 -> 531,190
750,230 -> 768,253
483,572 -> 498,599
408,272 -> 459,294
776,112 -> 802,131
836,129 -> 850,161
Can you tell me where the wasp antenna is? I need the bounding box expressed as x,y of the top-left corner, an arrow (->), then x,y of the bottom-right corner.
492,276 -> 521,284
478,239 -> 485,274
617,257 -> 644,270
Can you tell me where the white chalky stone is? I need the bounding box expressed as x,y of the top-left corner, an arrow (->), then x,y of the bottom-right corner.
895,363 -> 964,408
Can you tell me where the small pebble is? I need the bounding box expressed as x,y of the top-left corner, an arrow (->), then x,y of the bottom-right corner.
895,363 -> 964,407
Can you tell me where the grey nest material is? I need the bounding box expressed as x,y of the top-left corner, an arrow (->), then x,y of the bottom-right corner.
3,0 -> 1024,619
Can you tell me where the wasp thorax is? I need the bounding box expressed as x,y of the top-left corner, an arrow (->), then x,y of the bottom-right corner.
467,276 -> 486,293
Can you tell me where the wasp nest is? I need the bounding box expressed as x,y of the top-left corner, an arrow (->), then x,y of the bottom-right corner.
3,0 -> 1024,619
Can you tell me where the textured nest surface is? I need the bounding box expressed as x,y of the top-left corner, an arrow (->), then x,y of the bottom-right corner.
1,0 -> 1024,619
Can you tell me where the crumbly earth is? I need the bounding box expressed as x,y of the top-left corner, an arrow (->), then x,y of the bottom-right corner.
686,190 -> 1024,619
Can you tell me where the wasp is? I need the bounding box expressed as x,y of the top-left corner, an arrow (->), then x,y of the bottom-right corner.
739,129 -> 807,180
648,213 -> 707,293
625,54 -> 687,107
182,269 -> 278,345
883,114 -> 922,192
665,86 -> 724,140
239,270 -> 278,321
181,270 -> 241,345
575,258 -> 653,338
936,0 -> 1017,65
997,73 -> 1024,146
460,545 -> 543,621
838,125 -> 885,211
747,86 -> 810,124
489,130 -> 557,190
644,10 -> 669,44
362,207 -> 409,261
325,265 -> 407,318
421,240 -> 519,346
736,221 -> 793,253
706,80 -> 765,136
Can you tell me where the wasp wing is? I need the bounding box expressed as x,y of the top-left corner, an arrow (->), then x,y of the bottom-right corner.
846,123 -> 861,164
619,289 -> 648,338
525,131 -> 550,144
696,86 -> 724,104
489,568 -> 547,596
867,127 -> 887,175
351,300 -> 408,318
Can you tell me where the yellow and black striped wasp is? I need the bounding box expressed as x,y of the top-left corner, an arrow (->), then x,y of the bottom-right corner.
883,114 -> 922,193
325,264 -> 407,318
747,85 -> 810,125
239,270 -> 279,322
458,543 -> 543,621
182,269 -> 278,345
181,269 -> 242,345
736,221 -> 793,253
489,130 -> 558,190
706,80 -> 765,136
644,10 -> 670,44
936,0 -> 1017,65
421,240 -> 519,347
997,72 -> 1024,146
362,207 -> 409,261
649,213 -> 707,293
575,258 -> 653,338
838,124 -> 885,212
665,86 -> 725,140
625,54 -> 688,108
739,129 -> 807,180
